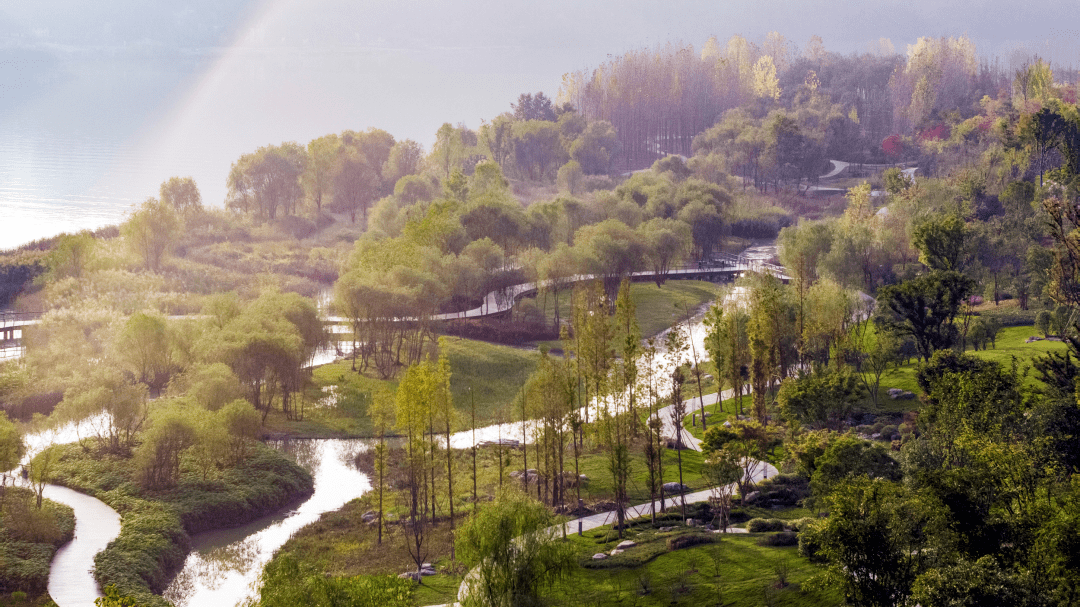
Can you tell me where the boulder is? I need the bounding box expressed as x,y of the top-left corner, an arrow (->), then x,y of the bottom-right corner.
658,526 -> 675,532
744,491 -> 760,503
592,553 -> 608,560
663,482 -> 689,494
616,540 -> 637,549
361,510 -> 377,523
610,548 -> 624,555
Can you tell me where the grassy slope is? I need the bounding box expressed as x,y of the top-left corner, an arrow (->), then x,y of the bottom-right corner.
870,324 -> 1066,411
270,436 -> 712,606
546,524 -> 838,607
528,280 -> 720,344
267,338 -> 541,437
683,325 -> 1070,441
276,281 -> 720,438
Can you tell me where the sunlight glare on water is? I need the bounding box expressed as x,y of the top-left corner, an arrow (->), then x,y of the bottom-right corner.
163,439 -> 371,607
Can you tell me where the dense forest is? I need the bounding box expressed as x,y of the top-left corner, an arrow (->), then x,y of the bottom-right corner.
0,30 -> 1079,607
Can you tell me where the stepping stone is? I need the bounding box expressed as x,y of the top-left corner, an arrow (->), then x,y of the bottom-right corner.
616,540 -> 637,549
592,553 -> 608,560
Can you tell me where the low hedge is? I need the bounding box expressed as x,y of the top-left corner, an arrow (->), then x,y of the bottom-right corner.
667,532 -> 714,551
757,531 -> 799,547
746,518 -> 786,533
45,441 -> 314,605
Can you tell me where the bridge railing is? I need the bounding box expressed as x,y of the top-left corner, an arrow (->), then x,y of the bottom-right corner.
0,311 -> 42,328
708,254 -> 787,276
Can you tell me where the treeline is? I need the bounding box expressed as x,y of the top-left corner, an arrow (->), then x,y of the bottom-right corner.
688,61 -> 1080,606
358,277 -> 705,589
559,34 -> 1075,172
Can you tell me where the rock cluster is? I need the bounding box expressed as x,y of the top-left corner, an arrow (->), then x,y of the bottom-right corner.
887,388 -> 915,400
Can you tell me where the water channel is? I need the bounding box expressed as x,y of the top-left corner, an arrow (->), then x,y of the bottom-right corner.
23,241 -> 779,607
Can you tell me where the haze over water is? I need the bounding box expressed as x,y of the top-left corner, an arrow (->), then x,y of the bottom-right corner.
1,0 -> 1074,249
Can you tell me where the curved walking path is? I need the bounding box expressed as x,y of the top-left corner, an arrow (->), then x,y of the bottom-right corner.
326,257 -> 789,327
435,386 -> 777,607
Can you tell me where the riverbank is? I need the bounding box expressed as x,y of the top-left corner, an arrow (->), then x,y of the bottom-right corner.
0,486 -> 75,602
265,279 -> 722,441
43,442 -> 313,606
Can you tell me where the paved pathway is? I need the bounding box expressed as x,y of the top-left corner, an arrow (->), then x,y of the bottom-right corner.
431,386 -> 777,607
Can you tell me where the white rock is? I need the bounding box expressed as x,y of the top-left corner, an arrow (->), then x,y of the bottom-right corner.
616,540 -> 637,549
592,553 -> 608,560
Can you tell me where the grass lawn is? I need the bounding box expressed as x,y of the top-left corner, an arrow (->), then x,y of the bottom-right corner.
269,436 -> 717,606
526,280 -> 720,346
679,325 -> 1072,437
871,324 -> 1067,411
545,516 -> 838,607
970,298 -> 1044,327
264,337 -> 541,437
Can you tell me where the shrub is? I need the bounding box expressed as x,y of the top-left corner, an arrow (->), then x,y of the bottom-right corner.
727,507 -> 750,524
879,425 -> 899,440
666,532 -> 714,550
746,518 -> 785,533
798,523 -> 826,563
753,474 -> 810,507
787,517 -> 817,533
0,488 -> 75,595
758,531 -> 799,547
1036,310 -> 1052,337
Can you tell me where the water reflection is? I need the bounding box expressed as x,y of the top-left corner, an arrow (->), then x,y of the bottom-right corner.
21,412 -> 111,463
42,485 -> 122,607
163,439 -> 372,607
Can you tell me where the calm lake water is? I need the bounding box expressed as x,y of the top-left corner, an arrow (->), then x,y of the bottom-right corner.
0,0 -> 576,251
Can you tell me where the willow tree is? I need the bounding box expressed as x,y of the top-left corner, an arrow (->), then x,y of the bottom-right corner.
0,413 -> 24,510
122,197 -> 179,272
226,142 -> 307,219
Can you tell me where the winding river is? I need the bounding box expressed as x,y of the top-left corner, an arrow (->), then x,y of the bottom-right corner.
164,439 -> 371,606
25,241 -> 779,607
